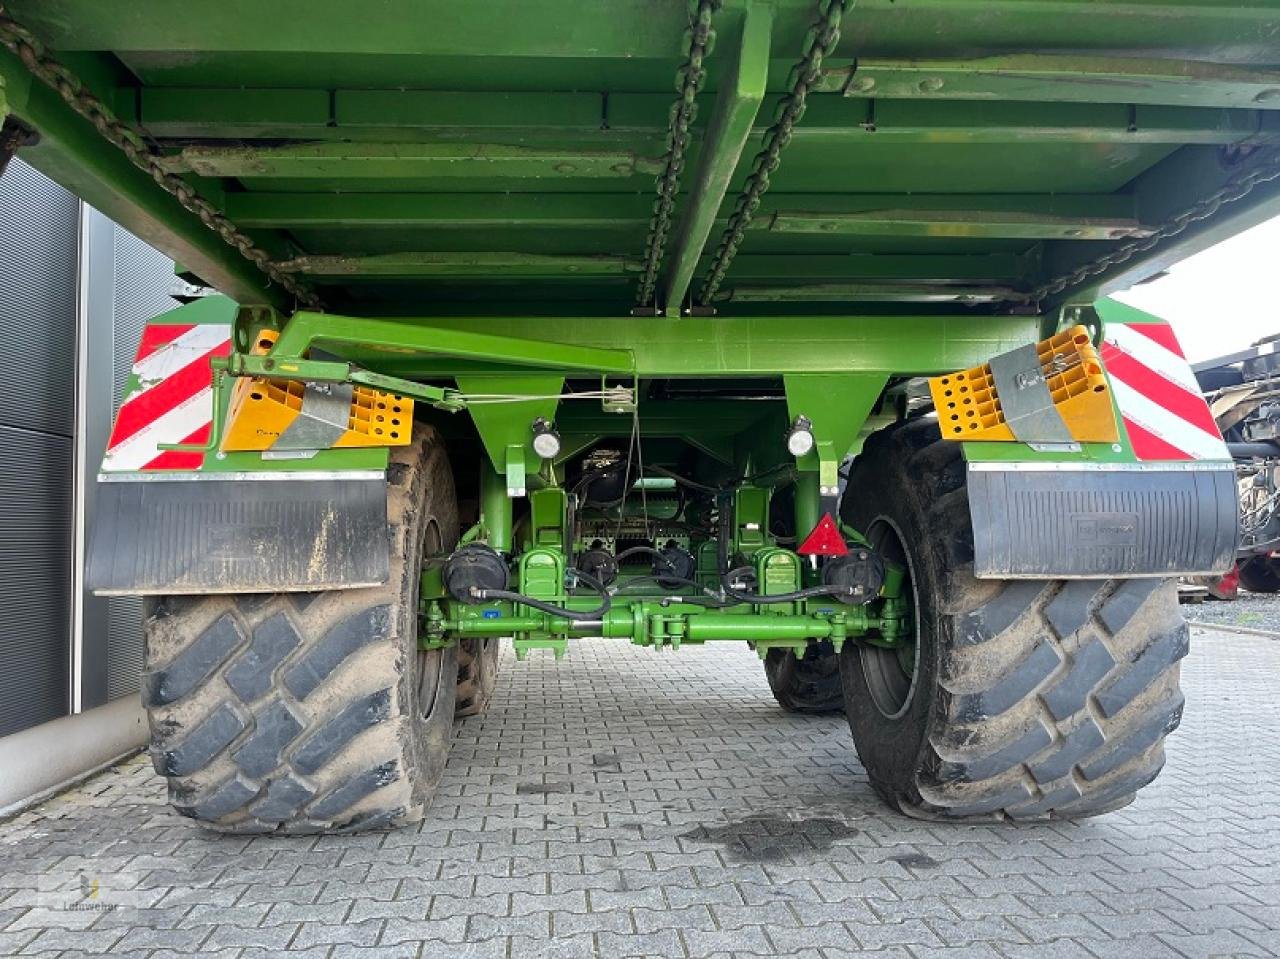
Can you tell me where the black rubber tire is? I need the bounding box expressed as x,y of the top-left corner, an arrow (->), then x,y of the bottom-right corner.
141,429 -> 459,833
764,641 -> 844,714
1237,556 -> 1280,593
455,637 -> 500,717
839,417 -> 1188,821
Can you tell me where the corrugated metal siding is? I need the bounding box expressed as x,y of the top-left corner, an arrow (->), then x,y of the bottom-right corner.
0,425 -> 73,736
106,226 -> 176,700
105,596 -> 145,701
0,160 -> 78,438
0,158 -> 77,735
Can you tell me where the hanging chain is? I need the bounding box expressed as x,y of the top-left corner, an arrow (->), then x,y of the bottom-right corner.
0,6 -> 323,310
635,0 -> 723,308
1018,146 -> 1280,308
698,0 -> 851,305
0,115 -> 37,177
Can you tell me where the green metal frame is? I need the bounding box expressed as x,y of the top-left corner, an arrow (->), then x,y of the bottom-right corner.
6,2 -> 1277,657
6,2 -> 1280,314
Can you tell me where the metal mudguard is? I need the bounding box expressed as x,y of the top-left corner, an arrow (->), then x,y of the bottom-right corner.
86,472 -> 389,595
967,462 -> 1238,579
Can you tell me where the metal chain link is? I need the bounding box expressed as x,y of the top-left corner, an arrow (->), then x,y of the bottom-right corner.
1019,147 -> 1280,308
0,116 -> 36,177
635,0 -> 723,308
0,6 -> 323,310
697,0 -> 851,306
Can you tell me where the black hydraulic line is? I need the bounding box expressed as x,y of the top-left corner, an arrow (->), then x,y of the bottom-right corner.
614,545 -> 674,566
475,569 -> 611,621
722,579 -> 857,604
612,573 -> 732,606
1229,441 -> 1280,458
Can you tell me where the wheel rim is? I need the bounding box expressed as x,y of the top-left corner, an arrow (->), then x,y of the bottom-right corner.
415,518 -> 445,721
859,516 -> 920,720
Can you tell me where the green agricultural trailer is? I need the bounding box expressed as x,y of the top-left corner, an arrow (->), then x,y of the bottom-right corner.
1,0 -> 1270,831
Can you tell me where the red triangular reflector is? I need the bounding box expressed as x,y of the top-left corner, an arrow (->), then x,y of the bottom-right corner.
797,513 -> 848,556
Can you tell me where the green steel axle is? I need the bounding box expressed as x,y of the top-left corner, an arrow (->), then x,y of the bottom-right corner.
424,596 -> 911,660
421,548 -> 912,660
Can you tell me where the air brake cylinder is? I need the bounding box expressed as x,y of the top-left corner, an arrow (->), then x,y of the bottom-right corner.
654,542 -> 696,588
443,544 -> 510,604
577,547 -> 619,588
822,548 -> 886,604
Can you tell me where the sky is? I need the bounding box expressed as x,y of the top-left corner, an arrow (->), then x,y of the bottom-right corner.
1113,216 -> 1280,364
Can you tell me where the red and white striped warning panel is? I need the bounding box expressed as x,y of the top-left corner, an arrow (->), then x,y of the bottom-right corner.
101,321 -> 232,472
1100,321 -> 1229,462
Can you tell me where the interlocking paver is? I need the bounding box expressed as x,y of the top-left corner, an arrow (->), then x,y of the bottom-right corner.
0,626 -> 1277,958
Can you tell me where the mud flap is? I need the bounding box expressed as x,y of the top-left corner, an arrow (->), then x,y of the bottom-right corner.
967,462 -> 1238,579
87,471 -> 389,594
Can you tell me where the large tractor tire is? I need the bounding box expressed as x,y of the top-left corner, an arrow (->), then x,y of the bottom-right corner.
455,637 -> 501,717
764,641 -> 844,714
141,429 -> 460,833
1237,556 -> 1280,593
839,417 -> 1188,821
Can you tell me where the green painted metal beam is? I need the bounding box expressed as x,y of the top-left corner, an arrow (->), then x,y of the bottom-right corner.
247,247 -> 1031,285
133,88 -> 1270,146
819,55 -> 1280,110
764,209 -> 1148,241
271,311 -> 1039,377
659,5 -> 771,316
223,192 -> 655,228
291,317 -> 635,374
0,49 -> 286,307
222,191 -> 1137,240
159,142 -> 662,179
276,252 -> 641,278
797,99 -> 1275,146
16,0 -> 1280,62
558,400 -> 777,436
719,283 -> 1020,304
724,253 -> 1033,282
270,252 -> 1032,285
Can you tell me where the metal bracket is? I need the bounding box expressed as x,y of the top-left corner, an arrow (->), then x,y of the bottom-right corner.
504,445 -> 528,498
227,353 -> 467,412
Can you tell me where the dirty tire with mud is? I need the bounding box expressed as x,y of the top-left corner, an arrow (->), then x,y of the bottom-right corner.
1237,556 -> 1280,594
141,429 -> 459,833
839,417 -> 1188,821
455,637 -> 500,717
764,641 -> 844,714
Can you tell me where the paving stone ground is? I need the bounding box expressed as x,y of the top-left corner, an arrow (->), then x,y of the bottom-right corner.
1183,592 -> 1280,634
2,626 -> 1279,959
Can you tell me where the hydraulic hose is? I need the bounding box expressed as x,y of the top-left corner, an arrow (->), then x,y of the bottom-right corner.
614,545 -> 674,567
721,580 -> 857,604
474,569 -> 611,622
1229,441 -> 1280,459
612,573 -> 733,606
